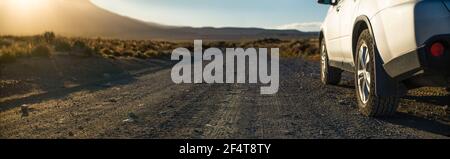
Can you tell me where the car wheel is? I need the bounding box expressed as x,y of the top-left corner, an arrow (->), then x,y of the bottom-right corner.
355,29 -> 399,117
320,39 -> 342,85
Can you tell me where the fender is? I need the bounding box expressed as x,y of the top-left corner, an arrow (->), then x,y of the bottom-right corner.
352,15 -> 400,97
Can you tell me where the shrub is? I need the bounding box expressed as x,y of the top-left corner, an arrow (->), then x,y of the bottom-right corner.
31,44 -> 52,57
12,46 -> 30,57
54,40 -> 72,52
105,54 -> 116,59
113,51 -> 121,57
122,50 -> 135,57
73,40 -> 87,50
43,32 -> 56,43
0,39 -> 13,47
304,47 -> 319,56
144,50 -> 162,58
71,40 -> 92,57
100,48 -> 114,55
135,51 -> 149,59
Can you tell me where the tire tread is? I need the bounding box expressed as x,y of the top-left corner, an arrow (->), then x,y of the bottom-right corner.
356,30 -> 399,117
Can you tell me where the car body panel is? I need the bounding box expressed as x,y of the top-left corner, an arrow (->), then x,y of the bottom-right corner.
320,0 -> 450,84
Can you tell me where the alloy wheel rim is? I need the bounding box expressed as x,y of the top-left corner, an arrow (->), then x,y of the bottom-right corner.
357,42 -> 371,105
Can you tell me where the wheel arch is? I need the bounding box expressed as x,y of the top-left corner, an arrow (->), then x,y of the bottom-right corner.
352,15 -> 374,62
319,30 -> 325,49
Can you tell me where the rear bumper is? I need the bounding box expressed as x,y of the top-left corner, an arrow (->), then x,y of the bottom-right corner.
371,0 -> 450,68
384,34 -> 450,87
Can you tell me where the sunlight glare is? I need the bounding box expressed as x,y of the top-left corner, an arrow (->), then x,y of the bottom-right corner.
7,0 -> 48,13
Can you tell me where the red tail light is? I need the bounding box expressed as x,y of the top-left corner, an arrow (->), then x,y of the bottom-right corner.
430,42 -> 445,57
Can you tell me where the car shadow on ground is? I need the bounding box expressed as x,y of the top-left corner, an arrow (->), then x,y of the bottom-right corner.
403,95 -> 450,106
387,93 -> 449,137
382,113 -> 450,137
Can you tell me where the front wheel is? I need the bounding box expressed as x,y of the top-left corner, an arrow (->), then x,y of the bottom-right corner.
320,39 -> 342,85
355,30 -> 399,117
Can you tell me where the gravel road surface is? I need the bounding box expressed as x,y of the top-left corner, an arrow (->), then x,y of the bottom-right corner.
1,59 -> 449,139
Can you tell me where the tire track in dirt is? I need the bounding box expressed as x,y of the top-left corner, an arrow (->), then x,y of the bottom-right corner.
202,84 -> 244,139
240,61 -> 349,139
139,83 -> 218,139
119,82 -> 242,139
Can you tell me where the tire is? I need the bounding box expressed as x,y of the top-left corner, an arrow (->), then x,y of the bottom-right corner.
355,30 -> 399,117
320,39 -> 342,85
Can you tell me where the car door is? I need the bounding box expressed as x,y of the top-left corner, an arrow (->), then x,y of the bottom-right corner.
338,0 -> 360,66
324,0 -> 344,63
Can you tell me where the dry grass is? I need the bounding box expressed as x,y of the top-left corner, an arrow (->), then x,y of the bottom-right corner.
0,33 -> 320,65
223,38 -> 320,58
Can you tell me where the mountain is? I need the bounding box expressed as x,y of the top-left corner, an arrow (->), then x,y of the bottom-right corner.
0,0 -> 316,40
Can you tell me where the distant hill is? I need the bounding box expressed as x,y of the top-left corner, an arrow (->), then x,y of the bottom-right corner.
0,0 -> 316,40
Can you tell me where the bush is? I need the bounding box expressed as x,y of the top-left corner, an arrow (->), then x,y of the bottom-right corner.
105,54 -> 116,59
122,50 -> 135,57
144,50 -> 162,58
113,51 -> 121,57
54,40 -> 72,52
71,40 -> 92,57
100,48 -> 114,55
0,39 -> 13,47
135,51 -> 149,59
43,32 -> 56,43
73,40 -> 87,50
12,46 -> 30,57
304,47 -> 319,56
31,45 -> 52,57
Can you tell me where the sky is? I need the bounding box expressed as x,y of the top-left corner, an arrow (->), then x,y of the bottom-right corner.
90,0 -> 330,32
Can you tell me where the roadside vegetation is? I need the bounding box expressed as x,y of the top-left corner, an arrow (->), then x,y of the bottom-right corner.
206,38 -> 320,60
0,32 -> 320,65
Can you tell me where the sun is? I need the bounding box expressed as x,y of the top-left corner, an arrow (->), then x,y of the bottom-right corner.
2,0 -> 52,26
15,0 -> 35,7
7,0 -> 48,12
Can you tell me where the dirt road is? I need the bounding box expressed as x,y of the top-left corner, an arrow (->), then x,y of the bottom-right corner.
1,59 -> 449,139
